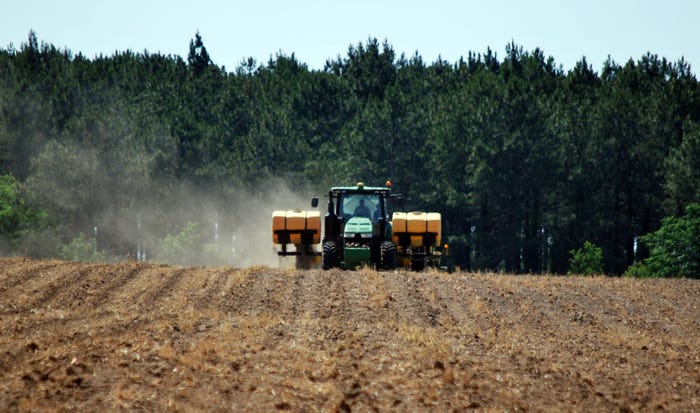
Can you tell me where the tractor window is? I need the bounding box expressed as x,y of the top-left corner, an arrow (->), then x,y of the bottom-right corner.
340,194 -> 381,220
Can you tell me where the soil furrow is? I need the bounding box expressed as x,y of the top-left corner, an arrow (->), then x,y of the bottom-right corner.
81,264 -> 145,308
19,263 -> 96,312
194,267 -> 234,310
0,260 -> 62,300
382,271 -> 440,327
133,267 -> 189,312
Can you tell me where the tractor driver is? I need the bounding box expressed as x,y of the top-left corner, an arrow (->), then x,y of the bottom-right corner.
354,198 -> 372,219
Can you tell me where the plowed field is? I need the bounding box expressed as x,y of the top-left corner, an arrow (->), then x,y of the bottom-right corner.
0,258 -> 698,411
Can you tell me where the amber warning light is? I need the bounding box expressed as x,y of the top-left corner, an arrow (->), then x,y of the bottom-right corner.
386,180 -> 392,188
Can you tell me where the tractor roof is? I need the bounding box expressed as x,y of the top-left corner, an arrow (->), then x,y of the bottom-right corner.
330,182 -> 391,194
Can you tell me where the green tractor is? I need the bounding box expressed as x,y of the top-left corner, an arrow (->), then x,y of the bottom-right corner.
318,182 -> 396,270
272,182 -> 445,271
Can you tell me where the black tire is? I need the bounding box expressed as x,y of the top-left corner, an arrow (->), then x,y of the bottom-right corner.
411,258 -> 425,272
380,241 -> 396,270
322,241 -> 337,270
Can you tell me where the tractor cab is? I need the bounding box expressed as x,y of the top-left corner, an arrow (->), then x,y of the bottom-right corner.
322,182 -> 395,269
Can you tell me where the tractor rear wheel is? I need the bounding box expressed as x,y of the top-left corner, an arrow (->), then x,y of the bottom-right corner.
322,241 -> 337,270
380,241 -> 396,270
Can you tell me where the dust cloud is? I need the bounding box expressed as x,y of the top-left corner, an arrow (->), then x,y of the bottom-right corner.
111,180 -> 321,268
222,182 -> 321,268
18,136 -> 324,268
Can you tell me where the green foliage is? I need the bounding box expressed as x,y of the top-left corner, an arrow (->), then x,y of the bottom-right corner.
59,233 -> 106,262
0,174 -> 48,253
0,175 -> 30,238
568,241 -> 604,275
664,120 -> 700,212
159,222 -> 202,265
625,204 -> 700,278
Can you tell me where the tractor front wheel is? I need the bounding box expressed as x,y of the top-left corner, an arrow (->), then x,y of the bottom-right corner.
322,241 -> 337,270
381,241 -> 396,270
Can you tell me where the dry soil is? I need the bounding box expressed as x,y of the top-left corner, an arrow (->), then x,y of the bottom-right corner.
0,258 -> 698,411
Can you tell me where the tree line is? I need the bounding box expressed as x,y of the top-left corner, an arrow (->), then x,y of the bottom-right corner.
1,31 -> 698,275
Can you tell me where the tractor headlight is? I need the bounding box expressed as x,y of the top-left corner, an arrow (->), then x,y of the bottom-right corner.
344,232 -> 372,239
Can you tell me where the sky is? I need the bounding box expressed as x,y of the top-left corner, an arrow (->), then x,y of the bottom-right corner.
2,0 -> 698,74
